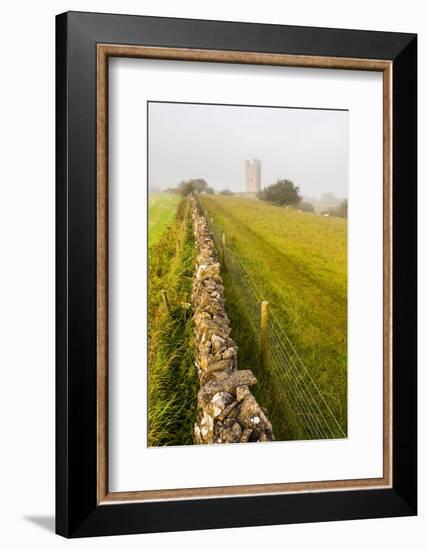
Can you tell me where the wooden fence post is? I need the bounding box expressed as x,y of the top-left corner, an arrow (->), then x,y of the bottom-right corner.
222,233 -> 226,265
260,301 -> 269,370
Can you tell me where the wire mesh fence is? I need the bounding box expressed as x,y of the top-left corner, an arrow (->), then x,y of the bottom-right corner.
202,203 -> 346,441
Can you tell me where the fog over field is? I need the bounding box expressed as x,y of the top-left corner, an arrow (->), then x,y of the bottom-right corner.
148,102 -> 348,199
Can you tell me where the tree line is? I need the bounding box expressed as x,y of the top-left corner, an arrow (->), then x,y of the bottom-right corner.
163,178 -> 347,218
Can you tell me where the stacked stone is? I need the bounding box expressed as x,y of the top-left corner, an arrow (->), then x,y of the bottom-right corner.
190,197 -> 274,444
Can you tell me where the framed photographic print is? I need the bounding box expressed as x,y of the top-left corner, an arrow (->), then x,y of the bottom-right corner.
56,11 -> 417,537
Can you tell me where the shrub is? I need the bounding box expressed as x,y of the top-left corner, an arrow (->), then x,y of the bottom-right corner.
296,201 -> 314,213
257,179 -> 301,206
327,199 -> 348,218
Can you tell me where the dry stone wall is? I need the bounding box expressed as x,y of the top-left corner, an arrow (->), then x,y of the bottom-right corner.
191,197 -> 274,444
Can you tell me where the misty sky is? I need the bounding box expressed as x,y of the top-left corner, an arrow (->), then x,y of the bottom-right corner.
148,102 -> 348,199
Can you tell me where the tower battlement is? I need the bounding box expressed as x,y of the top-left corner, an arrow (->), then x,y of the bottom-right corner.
245,158 -> 261,193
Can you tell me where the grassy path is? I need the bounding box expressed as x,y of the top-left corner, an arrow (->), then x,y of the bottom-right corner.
148,192 -> 181,247
200,195 -> 347,438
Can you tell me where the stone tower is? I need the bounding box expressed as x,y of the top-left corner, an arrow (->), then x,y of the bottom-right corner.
245,158 -> 261,193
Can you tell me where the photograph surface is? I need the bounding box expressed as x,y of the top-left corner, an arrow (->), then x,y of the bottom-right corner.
147,101 -> 348,447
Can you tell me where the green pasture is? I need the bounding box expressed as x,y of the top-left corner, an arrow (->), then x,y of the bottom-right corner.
200,195 -> 348,440
148,192 -> 181,247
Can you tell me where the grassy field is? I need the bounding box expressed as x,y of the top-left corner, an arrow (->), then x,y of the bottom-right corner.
200,195 -> 347,440
148,192 -> 181,247
147,198 -> 199,446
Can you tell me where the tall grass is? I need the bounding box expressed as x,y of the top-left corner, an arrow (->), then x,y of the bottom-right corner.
148,199 -> 198,446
